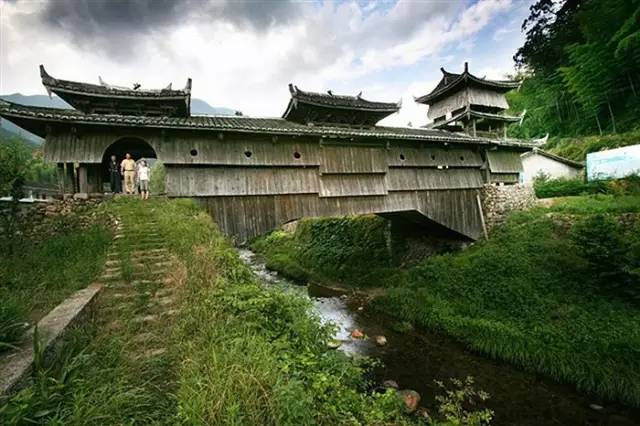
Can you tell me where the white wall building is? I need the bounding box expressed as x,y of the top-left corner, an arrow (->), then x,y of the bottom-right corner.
520,148 -> 584,185
586,144 -> 640,181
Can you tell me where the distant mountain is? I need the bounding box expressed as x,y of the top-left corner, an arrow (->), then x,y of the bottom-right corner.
190,98 -> 236,116
0,126 -> 40,149
0,93 -> 236,143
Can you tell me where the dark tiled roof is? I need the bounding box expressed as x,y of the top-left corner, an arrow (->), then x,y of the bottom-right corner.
523,148 -> 585,168
288,85 -> 400,111
416,63 -> 520,105
40,65 -> 191,99
0,99 -> 534,148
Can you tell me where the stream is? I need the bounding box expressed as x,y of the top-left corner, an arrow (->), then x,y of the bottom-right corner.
237,248 -> 640,426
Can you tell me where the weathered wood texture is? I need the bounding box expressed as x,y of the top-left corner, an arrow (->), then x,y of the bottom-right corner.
44,128 -> 522,242
428,87 -> 509,119
487,150 -> 524,173
319,145 -> 387,174
166,166 -> 319,196
199,189 -> 483,243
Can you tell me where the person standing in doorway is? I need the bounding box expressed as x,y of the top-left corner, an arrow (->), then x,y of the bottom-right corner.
108,155 -> 121,193
120,153 -> 136,194
137,159 -> 150,200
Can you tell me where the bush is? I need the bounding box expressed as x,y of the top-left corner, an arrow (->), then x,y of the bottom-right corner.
252,216 -> 400,288
149,160 -> 166,194
571,215 -> 640,301
534,175 -> 640,199
534,177 -> 607,198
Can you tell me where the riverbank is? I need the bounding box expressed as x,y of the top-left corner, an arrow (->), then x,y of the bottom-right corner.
251,194 -> 640,407
1,198 -> 419,424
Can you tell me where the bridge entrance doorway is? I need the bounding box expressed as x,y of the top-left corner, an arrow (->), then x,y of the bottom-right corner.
101,138 -> 157,193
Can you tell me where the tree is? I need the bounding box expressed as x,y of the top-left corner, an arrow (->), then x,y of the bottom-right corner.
0,137 -> 33,253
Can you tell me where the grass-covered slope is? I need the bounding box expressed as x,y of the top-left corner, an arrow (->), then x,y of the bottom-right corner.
254,195 -> 640,406
251,215 -> 403,288
544,128 -> 640,162
1,198 -> 411,425
0,215 -> 111,349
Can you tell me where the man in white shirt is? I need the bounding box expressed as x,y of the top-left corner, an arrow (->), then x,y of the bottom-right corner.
137,159 -> 150,200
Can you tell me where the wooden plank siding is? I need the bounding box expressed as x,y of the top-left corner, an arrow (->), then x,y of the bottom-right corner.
386,168 -> 484,191
199,188 -> 483,243
41,127 -> 526,242
386,146 -> 482,167
319,145 -> 387,174
319,174 -> 387,197
165,166 -> 320,196
157,136 -> 322,166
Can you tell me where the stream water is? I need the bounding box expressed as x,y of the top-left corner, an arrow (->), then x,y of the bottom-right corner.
237,248 -> 640,426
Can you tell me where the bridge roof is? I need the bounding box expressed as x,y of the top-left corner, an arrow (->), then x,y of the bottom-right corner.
0,100 -> 533,149
415,62 -> 521,105
283,85 -> 400,126
39,65 -> 191,117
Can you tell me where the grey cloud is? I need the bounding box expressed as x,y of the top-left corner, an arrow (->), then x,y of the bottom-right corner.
29,0 -> 303,56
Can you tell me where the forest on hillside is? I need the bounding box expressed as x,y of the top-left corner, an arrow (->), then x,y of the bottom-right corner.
507,0 -> 640,139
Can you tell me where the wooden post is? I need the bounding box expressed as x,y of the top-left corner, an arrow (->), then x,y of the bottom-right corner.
476,192 -> 489,240
78,164 -> 88,195
64,163 -> 75,194
86,165 -> 100,194
56,163 -> 65,195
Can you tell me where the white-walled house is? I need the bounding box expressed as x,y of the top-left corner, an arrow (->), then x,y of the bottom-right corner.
520,148 -> 584,185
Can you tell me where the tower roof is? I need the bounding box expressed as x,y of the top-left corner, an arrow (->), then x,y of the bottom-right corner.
415,62 -> 520,105
39,65 -> 192,117
283,85 -> 400,127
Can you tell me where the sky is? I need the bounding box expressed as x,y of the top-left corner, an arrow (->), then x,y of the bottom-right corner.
0,0 -> 534,127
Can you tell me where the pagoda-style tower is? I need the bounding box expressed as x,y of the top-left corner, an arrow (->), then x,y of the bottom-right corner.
415,63 -> 521,139
283,84 -> 400,127
40,65 -> 191,117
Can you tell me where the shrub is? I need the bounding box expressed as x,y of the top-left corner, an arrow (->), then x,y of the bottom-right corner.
571,215 -> 640,301
149,160 -> 166,194
534,177 -> 607,198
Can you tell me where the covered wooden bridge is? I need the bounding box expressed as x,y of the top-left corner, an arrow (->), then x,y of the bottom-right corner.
0,66 -> 530,242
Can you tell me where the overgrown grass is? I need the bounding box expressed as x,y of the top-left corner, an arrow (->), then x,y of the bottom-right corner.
0,216 -> 111,349
251,215 -> 404,288
534,175 -> 640,198
158,200 -> 410,425
2,198 -> 416,425
544,128 -> 640,162
254,196 -> 640,406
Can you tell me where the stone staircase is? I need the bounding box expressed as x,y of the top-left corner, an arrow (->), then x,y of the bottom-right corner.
95,210 -> 182,364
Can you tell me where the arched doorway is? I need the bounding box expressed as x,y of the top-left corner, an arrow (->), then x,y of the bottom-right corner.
101,137 -> 157,192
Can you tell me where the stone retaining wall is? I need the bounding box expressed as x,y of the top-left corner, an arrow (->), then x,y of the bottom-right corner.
0,196 -> 107,239
481,184 -> 537,231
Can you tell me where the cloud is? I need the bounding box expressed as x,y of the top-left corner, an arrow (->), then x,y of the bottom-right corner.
25,0 -> 304,57
1,0 -> 525,122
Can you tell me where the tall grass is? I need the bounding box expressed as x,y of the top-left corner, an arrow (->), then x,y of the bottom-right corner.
254,195 -> 640,406
157,200 -> 410,425
0,219 -> 111,349
2,198 -> 414,425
